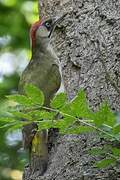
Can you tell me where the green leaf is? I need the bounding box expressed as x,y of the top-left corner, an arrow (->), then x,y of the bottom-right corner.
38,116 -> 76,132
28,110 -> 55,120
63,125 -> 94,134
112,124 -> 120,134
38,120 -> 55,130
51,93 -> 67,109
60,103 -> 75,116
112,134 -> 120,141
0,117 -> 15,123
95,158 -> 116,168
88,147 -> 106,155
112,147 -> 120,156
101,124 -> 112,132
54,116 -> 76,130
93,102 -> 116,127
12,111 -> 32,121
7,95 -> 33,106
24,84 -> 44,105
0,122 -> 16,129
7,123 -> 23,131
70,90 -> 93,119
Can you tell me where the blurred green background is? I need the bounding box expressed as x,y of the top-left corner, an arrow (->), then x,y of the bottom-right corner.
0,0 -> 38,179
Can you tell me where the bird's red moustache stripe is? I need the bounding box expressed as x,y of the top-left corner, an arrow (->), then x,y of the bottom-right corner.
30,17 -> 44,48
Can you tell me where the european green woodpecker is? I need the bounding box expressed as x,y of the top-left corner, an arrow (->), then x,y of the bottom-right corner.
18,14 -> 66,176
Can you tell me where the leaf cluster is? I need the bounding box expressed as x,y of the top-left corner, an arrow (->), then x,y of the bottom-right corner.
0,0 -> 38,49
0,84 -> 120,169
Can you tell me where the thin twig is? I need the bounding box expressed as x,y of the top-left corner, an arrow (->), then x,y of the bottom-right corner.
22,104 -> 120,142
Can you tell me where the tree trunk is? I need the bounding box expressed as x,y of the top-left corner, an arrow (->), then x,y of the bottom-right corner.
23,0 -> 120,179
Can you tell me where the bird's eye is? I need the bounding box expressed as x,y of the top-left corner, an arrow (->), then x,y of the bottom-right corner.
45,22 -> 51,28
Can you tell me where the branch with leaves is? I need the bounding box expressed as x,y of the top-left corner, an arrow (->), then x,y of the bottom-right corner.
0,84 -> 120,168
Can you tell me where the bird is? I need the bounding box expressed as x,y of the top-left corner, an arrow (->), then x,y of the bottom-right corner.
18,14 -> 66,175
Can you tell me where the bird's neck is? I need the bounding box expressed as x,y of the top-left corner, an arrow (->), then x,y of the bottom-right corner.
31,43 -> 58,63
32,41 -> 48,54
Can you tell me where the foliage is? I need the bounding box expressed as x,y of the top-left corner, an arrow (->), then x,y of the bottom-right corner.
0,73 -> 19,100
0,0 -> 38,50
0,1 -> 38,179
0,84 -> 119,169
0,73 -> 23,180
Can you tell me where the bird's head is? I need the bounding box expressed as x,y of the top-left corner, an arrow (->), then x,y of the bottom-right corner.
30,14 -> 67,50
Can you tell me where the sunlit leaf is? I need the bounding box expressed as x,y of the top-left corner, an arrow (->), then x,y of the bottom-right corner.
51,93 -> 67,109
70,90 -> 93,119
12,111 -> 32,121
7,95 -> 33,106
62,125 -> 94,134
112,124 -> 120,134
93,102 -> 116,127
95,158 -> 116,168
24,84 -> 44,105
0,122 -> 16,129
0,117 -> 15,122
60,103 -> 75,116
28,110 -> 55,120
0,0 -> 16,7
54,116 -> 75,130
112,147 -> 120,156
38,120 -> 55,130
88,147 -> 106,155
7,123 -> 23,131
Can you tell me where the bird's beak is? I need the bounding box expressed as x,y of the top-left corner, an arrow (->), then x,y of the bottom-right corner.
48,13 -> 67,38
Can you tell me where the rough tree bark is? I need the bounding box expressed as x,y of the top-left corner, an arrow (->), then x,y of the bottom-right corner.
23,0 -> 120,179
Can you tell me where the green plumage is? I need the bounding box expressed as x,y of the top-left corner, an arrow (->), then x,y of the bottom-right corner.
19,51 -> 61,105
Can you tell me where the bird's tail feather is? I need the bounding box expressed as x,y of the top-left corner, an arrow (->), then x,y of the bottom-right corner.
30,130 -> 48,175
